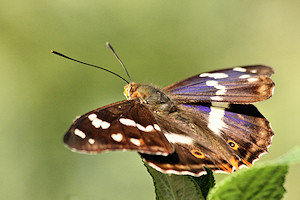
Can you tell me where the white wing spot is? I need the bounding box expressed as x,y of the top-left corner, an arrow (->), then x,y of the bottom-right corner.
211,96 -> 223,101
233,67 -> 246,72
145,125 -> 154,132
215,85 -> 225,90
92,118 -> 102,128
119,118 -> 136,126
88,113 -> 97,121
137,124 -> 154,132
206,80 -> 227,96
199,73 -> 210,77
208,107 -> 226,136
206,80 -> 218,86
111,133 -> 123,142
248,77 -> 258,82
215,85 -> 226,95
89,115 -> 110,129
239,74 -> 251,79
209,73 -> 228,79
164,133 -> 194,145
154,124 -> 161,131
136,124 -> 146,132
101,121 -> 110,129
250,69 -> 257,73
201,73 -> 228,79
88,138 -> 95,144
216,89 -> 226,95
130,138 -> 141,146
74,129 -> 86,139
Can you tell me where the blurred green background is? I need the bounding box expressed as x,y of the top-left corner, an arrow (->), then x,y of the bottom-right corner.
1,0 -> 299,199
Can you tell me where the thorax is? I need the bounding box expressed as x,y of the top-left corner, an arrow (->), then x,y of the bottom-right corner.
124,82 -> 177,114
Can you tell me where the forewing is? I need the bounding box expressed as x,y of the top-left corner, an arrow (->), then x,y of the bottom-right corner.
163,65 -> 274,104
64,100 -> 174,155
140,102 -> 273,176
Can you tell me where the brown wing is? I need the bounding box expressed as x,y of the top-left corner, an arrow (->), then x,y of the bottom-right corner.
64,100 -> 174,155
140,103 -> 273,176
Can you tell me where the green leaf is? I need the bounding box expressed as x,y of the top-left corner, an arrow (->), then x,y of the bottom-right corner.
208,164 -> 288,200
208,147 -> 300,200
191,168 -> 215,199
145,163 -> 214,200
145,147 -> 300,200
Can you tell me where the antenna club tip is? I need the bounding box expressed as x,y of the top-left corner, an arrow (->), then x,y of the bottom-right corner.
106,42 -> 111,47
51,50 -> 54,53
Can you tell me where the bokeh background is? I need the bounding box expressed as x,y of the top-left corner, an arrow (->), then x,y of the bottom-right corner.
1,1 -> 300,199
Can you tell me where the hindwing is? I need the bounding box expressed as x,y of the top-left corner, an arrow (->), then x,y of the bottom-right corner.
140,102 -> 273,176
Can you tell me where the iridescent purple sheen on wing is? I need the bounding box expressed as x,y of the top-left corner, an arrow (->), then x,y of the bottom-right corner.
181,103 -> 269,132
180,103 -> 273,165
164,65 -> 274,104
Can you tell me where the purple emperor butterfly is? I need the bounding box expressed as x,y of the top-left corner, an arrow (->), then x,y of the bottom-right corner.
53,43 -> 274,176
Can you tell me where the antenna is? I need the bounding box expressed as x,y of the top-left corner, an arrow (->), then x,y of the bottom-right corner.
51,49 -> 129,84
106,42 -> 132,83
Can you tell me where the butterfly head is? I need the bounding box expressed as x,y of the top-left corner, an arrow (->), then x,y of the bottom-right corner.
124,82 -> 165,104
124,82 -> 141,100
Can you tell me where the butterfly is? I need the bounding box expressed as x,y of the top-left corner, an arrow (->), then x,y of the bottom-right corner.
55,45 -> 275,176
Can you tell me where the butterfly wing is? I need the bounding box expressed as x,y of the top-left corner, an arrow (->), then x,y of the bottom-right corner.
163,65 -> 274,104
64,100 -> 174,155
63,65 -> 275,176
140,102 -> 273,176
